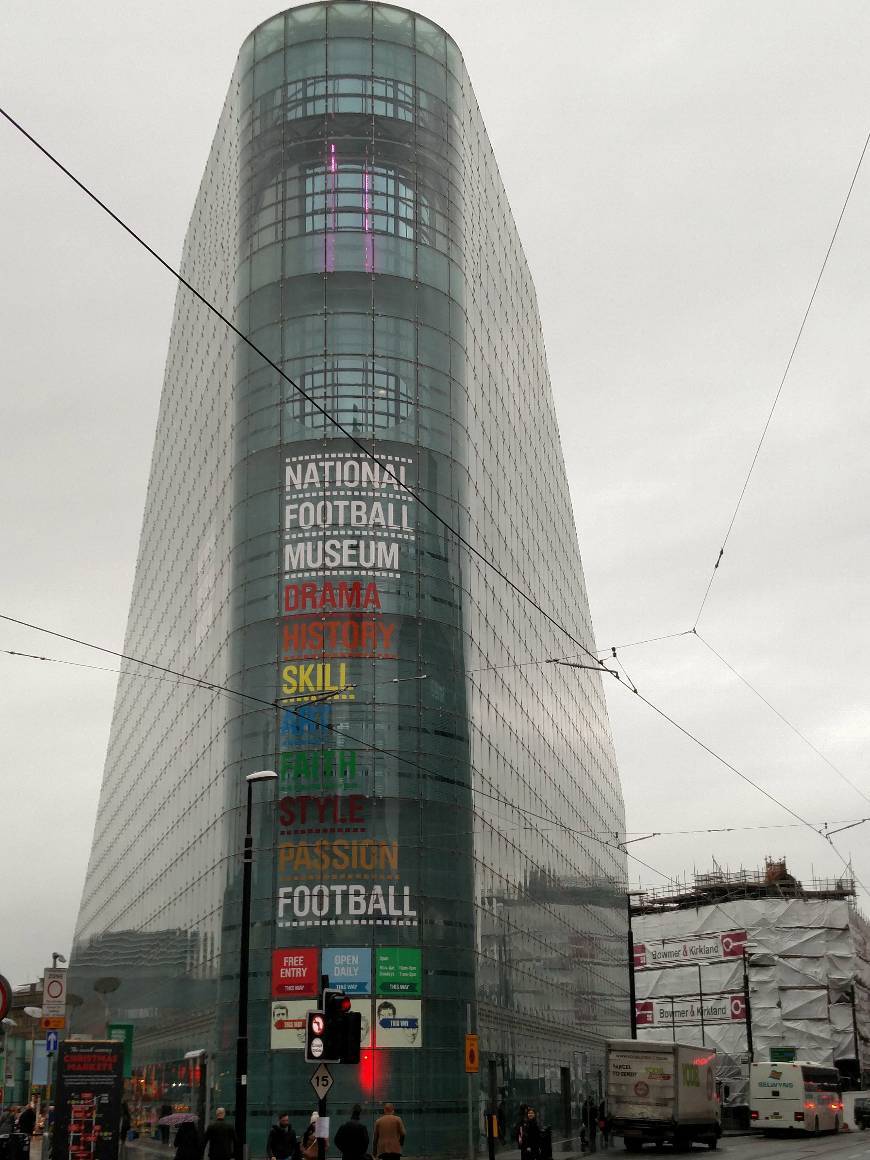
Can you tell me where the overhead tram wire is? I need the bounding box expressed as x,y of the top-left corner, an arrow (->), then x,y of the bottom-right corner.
0,105 -> 606,676
9,630 -> 867,843
0,111 -> 863,891
0,611 -> 663,883
693,123 -> 870,628
2,606 -> 858,896
598,628 -> 694,656
694,630 -> 870,808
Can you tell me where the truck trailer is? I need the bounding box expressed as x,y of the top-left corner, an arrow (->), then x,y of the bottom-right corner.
606,1040 -> 720,1152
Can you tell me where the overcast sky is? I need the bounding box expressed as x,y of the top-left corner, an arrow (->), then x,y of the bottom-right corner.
2,0 -> 869,988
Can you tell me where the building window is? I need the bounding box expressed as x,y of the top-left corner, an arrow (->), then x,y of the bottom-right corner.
304,158 -> 427,242
291,358 -> 413,433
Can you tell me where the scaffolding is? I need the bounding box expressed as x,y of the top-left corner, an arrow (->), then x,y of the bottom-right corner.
631,857 -> 855,915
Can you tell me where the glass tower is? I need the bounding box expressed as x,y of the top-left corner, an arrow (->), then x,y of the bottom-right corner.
69,5 -> 629,1154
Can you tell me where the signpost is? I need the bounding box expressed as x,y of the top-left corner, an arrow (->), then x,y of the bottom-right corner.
42,968 -> 67,1017
46,1032 -> 59,1054
107,1024 -> 135,1078
375,948 -> 421,996
309,1063 -> 334,1099
55,1040 -> 124,1160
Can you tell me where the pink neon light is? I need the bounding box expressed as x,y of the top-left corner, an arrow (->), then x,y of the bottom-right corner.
326,142 -> 336,273
364,166 -> 374,273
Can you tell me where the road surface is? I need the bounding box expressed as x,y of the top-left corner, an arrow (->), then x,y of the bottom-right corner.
603,1133 -> 870,1158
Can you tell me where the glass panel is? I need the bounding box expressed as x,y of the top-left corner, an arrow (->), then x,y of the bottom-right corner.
254,51 -> 284,99
374,6 -> 414,45
327,37 -> 372,76
325,312 -> 372,353
237,34 -> 255,78
373,40 -> 413,83
445,37 -> 463,79
283,314 -> 325,358
415,52 -> 446,100
254,15 -> 285,60
251,243 -> 281,290
286,5 -> 326,43
284,234 -> 326,277
283,274 -> 325,318
415,17 -> 446,62
327,2 -> 373,38
286,39 -> 326,80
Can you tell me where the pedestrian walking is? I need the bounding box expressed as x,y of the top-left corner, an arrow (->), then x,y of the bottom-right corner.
372,1103 -> 405,1160
267,1113 -> 300,1160
334,1106 -> 368,1160
161,1105 -> 173,1147
201,1108 -> 236,1160
513,1106 -> 528,1147
597,1102 -> 609,1151
301,1113 -> 321,1160
14,1108 -> 34,1139
517,1108 -> 544,1160
583,1099 -> 597,1154
174,1121 -> 200,1160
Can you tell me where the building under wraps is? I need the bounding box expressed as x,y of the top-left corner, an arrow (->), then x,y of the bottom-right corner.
631,860 -> 870,1105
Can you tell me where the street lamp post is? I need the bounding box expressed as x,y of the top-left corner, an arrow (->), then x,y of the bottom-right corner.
23,1007 -> 42,1107
741,949 -> 754,1063
1,1019 -> 16,1100
236,769 -> 278,1160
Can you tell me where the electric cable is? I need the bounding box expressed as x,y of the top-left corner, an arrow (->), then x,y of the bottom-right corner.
694,630 -> 870,807
8,640 -> 867,848
0,105 -> 606,675
3,607 -> 860,896
598,629 -> 693,656
0,611 -> 655,882
0,109 -> 864,895
693,123 -> 870,627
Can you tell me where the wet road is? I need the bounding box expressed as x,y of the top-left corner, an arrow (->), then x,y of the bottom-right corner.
601,1132 -> 870,1158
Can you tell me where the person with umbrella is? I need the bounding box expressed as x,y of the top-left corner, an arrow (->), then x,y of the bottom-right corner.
173,1118 -> 200,1160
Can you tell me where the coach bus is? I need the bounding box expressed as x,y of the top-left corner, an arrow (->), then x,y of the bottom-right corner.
750,1061 -> 842,1134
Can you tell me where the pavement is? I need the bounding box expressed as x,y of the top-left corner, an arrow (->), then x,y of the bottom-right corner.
40,1129 -> 870,1159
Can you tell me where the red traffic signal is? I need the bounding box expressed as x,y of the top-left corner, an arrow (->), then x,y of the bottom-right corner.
322,989 -> 362,1064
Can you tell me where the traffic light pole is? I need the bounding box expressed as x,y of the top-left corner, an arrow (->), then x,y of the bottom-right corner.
318,975 -> 329,1160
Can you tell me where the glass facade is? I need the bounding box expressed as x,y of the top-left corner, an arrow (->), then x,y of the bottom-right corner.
69,5 -> 629,1156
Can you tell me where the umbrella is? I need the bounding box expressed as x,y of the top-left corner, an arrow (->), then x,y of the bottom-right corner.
157,1114 -> 199,1127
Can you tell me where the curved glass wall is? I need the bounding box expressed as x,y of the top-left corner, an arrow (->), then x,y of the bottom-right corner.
70,5 -> 628,1156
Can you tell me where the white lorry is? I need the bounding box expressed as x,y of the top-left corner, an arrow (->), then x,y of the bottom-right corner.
606,1040 -> 721,1152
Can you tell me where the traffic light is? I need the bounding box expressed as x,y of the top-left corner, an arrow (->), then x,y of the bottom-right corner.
305,1009 -> 331,1062
323,989 -> 362,1064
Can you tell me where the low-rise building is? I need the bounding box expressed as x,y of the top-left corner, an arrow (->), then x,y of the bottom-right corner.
630,859 -> 870,1105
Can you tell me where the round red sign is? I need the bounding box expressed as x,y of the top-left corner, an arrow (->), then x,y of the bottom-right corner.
0,974 -> 11,1022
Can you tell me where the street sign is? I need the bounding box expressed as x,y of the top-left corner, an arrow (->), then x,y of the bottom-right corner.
41,1017 -> 65,1031
309,1063 -> 334,1098
107,1023 -> 134,1078
46,1031 -> 59,1055
465,1033 -> 479,1073
0,975 -> 11,1022
42,968 -> 67,1018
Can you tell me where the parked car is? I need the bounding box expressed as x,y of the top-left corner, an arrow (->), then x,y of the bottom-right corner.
853,1098 -> 870,1129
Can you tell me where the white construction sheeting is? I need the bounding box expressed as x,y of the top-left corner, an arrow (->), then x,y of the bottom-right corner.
633,896 -> 870,1104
